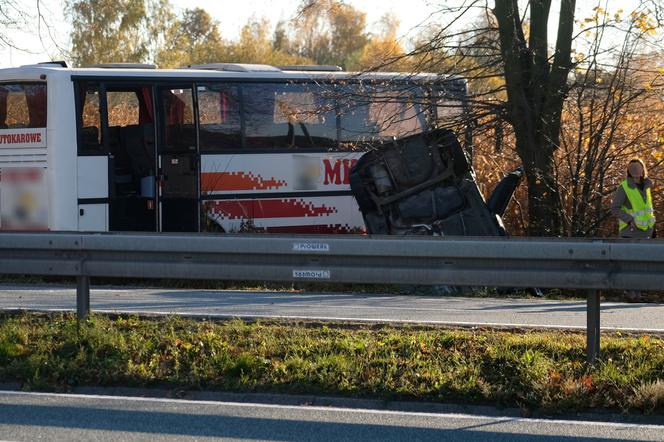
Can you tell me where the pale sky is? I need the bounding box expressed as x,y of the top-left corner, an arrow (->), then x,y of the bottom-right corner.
0,0 -> 446,68
0,0 -> 643,68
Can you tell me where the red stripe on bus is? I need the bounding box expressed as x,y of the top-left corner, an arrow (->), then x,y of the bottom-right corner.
209,199 -> 338,219
201,171 -> 287,191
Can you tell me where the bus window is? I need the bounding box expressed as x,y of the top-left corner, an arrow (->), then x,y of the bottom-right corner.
107,91 -> 141,127
197,84 -> 241,151
436,96 -> 464,125
339,83 -> 426,148
369,89 -> 426,138
275,83 -> 337,149
105,86 -> 156,205
159,87 -> 195,152
244,83 -> 337,149
77,83 -> 103,153
434,88 -> 468,148
0,83 -> 47,129
0,83 -> 47,231
338,83 -> 378,147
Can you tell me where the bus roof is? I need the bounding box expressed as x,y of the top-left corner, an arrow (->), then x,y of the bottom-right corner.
0,62 -> 466,86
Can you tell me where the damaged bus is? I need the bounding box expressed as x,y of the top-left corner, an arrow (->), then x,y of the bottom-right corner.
0,62 -> 480,233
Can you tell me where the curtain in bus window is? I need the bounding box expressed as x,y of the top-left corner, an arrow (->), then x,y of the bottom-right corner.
138,87 -> 154,124
165,92 -> 185,125
198,84 -> 241,151
25,84 -> 47,127
0,88 -> 7,129
161,88 -> 195,152
220,91 -> 228,121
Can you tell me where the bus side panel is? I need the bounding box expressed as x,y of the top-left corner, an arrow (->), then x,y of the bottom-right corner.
205,195 -> 365,233
201,152 -> 363,195
77,156 -> 109,231
47,76 -> 79,231
200,152 -> 366,233
0,78 -> 49,231
0,165 -> 48,230
77,204 -> 108,231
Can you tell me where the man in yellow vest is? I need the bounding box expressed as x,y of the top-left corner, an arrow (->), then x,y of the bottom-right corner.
611,158 -> 655,301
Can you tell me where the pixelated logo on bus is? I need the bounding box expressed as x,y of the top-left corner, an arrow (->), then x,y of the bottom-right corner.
0,167 -> 48,230
295,157 -> 359,189
322,158 -> 358,185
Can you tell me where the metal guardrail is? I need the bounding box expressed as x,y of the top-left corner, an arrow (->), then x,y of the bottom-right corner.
1,232 -> 663,363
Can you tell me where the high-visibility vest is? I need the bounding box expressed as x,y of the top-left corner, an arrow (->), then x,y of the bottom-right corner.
618,179 -> 656,232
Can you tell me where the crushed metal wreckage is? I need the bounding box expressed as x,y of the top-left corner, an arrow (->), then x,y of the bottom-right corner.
349,128 -> 523,236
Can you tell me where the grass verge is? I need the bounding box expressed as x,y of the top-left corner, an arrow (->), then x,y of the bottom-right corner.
1,312 -> 664,415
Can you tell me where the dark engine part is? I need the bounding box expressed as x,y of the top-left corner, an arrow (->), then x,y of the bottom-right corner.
349,128 -> 523,236
486,166 -> 524,217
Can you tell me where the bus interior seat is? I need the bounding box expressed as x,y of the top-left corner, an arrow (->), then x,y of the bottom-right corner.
122,124 -> 155,176
165,124 -> 196,151
80,126 -> 101,150
109,126 -> 134,195
108,124 -> 156,196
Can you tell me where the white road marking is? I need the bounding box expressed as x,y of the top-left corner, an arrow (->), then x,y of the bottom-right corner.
0,390 -> 661,429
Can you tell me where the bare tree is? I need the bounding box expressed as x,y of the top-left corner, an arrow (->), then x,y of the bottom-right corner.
370,0 -> 664,237
0,1 -> 30,49
487,0 -> 574,235
0,1 -> 65,60
559,4 -> 664,236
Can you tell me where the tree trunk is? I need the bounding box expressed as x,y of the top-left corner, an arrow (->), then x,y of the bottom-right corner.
493,0 -> 574,236
517,138 -> 564,236
509,111 -> 564,235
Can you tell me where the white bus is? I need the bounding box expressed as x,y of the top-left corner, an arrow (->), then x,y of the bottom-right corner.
0,62 -> 470,233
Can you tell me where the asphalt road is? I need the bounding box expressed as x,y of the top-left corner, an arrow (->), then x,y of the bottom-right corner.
0,284 -> 663,331
1,391 -> 663,441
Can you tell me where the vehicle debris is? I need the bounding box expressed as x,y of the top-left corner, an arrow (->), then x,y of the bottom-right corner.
349,128 -> 523,236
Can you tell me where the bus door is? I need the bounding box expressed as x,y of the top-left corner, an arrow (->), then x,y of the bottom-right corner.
102,83 -> 158,232
156,85 -> 199,232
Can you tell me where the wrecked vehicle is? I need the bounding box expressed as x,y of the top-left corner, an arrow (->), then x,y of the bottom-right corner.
349,128 -> 523,236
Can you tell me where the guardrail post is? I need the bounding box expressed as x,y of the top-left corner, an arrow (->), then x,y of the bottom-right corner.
587,290 -> 600,364
76,275 -> 90,320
